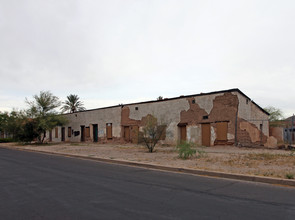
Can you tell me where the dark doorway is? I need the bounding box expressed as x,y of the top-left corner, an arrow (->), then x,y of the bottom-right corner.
61,127 -> 65,141
93,124 -> 98,142
81,126 -> 85,142
49,130 -> 52,142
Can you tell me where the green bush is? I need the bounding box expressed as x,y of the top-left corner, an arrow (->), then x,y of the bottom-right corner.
0,138 -> 15,143
176,142 -> 197,159
286,173 -> 294,179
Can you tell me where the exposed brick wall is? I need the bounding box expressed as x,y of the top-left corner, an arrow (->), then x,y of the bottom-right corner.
121,106 -> 141,126
180,92 -> 239,145
237,118 -> 268,147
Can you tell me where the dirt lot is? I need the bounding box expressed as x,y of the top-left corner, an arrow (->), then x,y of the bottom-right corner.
2,142 -> 295,179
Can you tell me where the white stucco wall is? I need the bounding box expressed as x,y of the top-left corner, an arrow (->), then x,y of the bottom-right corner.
195,93 -> 223,114
47,107 -> 122,142
235,92 -> 269,135
187,125 -> 202,145
128,99 -> 190,143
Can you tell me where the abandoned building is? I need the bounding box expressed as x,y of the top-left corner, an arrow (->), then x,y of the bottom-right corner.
46,88 -> 275,147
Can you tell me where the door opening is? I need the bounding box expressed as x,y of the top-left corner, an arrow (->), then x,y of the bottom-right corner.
81,126 -> 85,142
106,123 -> 112,139
124,126 -> 130,142
93,124 -> 98,142
202,123 -> 211,147
61,127 -> 65,141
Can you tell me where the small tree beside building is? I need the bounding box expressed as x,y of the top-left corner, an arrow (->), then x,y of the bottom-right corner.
25,91 -> 67,143
138,114 -> 166,153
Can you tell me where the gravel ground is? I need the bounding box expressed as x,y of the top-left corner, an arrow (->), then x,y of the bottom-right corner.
2,142 -> 295,179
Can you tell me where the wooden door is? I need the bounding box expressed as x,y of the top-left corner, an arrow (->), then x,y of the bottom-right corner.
202,124 -> 211,146
216,122 -> 228,141
180,126 -> 186,142
124,126 -> 130,142
106,123 -> 112,139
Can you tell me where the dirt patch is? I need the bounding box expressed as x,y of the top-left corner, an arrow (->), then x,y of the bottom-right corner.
2,143 -> 295,179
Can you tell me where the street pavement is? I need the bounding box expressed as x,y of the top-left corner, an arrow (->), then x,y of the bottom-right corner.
0,147 -> 295,219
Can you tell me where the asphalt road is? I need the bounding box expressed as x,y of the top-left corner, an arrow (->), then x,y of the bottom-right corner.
0,147 -> 295,220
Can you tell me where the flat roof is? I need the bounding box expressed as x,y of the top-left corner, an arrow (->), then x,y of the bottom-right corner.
64,88 -> 269,116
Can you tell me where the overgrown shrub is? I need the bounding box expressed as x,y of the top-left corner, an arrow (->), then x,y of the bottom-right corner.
177,142 -> 206,159
286,173 -> 294,179
177,142 -> 196,159
0,138 -> 15,143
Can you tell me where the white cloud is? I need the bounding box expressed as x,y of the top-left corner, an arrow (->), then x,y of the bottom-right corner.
0,0 -> 295,116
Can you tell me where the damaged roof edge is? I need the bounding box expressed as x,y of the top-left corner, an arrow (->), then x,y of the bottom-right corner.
64,88 -> 269,116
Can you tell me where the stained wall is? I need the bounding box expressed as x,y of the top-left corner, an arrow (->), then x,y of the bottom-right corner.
46,90 -> 271,147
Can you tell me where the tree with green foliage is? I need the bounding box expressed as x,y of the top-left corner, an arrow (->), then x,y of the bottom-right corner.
138,114 -> 166,153
25,91 -> 67,143
0,111 -> 9,134
264,106 -> 285,127
0,110 -> 26,139
264,106 -> 284,122
61,94 -> 86,113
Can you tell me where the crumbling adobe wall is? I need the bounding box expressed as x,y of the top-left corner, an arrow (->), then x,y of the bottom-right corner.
235,92 -> 269,136
237,118 -> 268,147
125,99 -> 190,143
233,92 -> 270,147
179,92 -> 238,145
269,127 -> 284,143
121,106 -> 141,126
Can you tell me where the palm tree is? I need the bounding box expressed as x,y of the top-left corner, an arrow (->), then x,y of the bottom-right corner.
61,94 -> 86,113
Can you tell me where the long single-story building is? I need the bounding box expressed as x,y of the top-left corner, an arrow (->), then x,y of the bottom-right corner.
46,88 -> 276,147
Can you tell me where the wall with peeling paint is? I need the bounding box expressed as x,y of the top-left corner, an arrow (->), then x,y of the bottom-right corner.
46,106 -> 122,143
235,92 -> 269,136
125,98 -> 190,143
46,89 -> 270,147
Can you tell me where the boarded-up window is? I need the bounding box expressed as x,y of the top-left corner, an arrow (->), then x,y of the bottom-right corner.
68,127 -> 72,137
86,127 -> 90,138
55,127 -> 58,138
216,122 -> 228,141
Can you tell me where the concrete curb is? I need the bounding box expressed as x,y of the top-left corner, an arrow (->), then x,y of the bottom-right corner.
2,146 -> 295,187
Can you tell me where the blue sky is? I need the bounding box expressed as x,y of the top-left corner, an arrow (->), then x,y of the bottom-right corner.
0,0 -> 294,117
